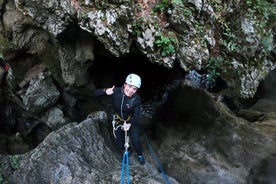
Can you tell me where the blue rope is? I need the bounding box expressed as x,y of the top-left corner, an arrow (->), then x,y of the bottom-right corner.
121,151 -> 130,184
121,153 -> 125,183
126,152 -> 130,183
121,128 -> 131,184
143,130 -> 171,184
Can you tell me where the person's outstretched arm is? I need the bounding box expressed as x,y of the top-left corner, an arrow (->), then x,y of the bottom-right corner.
92,85 -> 115,97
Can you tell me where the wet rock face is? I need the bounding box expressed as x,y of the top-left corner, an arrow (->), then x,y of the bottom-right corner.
22,71 -> 60,113
10,112 -> 178,184
149,88 -> 276,183
248,154 -> 276,184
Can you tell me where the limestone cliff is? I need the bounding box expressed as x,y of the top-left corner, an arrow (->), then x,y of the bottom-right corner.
0,0 -> 275,98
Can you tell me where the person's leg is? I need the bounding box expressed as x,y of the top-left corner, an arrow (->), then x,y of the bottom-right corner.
114,128 -> 125,151
130,124 -> 142,155
130,124 -> 145,165
130,125 -> 145,165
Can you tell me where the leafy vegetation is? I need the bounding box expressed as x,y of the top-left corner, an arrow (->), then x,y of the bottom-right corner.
153,0 -> 183,13
11,155 -> 20,170
194,21 -> 208,48
153,0 -> 169,12
206,0 -> 274,79
245,0 -> 275,54
155,32 -> 177,56
182,7 -> 193,18
132,18 -> 147,36
80,12 -> 88,19
221,30 -> 237,52
206,57 -> 224,82
261,32 -> 273,52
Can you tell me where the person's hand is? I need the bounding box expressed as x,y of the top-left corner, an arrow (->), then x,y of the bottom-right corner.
105,85 -> 115,95
123,122 -> 131,131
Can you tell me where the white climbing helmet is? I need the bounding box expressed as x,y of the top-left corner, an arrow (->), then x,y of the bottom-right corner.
125,73 -> 141,88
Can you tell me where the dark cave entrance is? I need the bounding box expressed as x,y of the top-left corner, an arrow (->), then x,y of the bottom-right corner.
87,41 -> 222,142
89,41 -> 185,102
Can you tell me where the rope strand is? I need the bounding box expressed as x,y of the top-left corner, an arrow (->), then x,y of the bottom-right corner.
143,129 -> 171,184
121,129 -> 130,184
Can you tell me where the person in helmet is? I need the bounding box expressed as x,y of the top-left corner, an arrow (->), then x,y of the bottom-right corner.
92,73 -> 145,165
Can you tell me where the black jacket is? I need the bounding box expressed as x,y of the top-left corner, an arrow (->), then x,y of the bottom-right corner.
93,87 -> 141,126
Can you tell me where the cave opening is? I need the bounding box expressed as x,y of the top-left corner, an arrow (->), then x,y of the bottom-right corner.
87,41 -> 224,147
90,42 -> 185,102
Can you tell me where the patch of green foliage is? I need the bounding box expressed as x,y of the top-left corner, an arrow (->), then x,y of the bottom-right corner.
261,31 -> 273,52
206,57 -> 224,82
246,0 -> 275,16
11,155 -> 20,170
80,12 -> 88,19
132,18 -> 147,36
246,0 -> 276,54
221,30 -> 237,52
210,2 -> 238,53
194,21 -> 208,48
153,0 -> 171,12
155,32 -> 177,56
182,7 -> 193,18
153,0 -> 183,13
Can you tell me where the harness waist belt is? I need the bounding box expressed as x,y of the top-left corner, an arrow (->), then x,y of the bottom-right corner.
114,113 -> 132,123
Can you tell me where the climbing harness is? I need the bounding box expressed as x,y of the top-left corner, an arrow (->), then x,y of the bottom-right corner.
143,129 -> 171,184
112,114 -> 131,138
121,124 -> 130,184
112,115 -> 122,138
